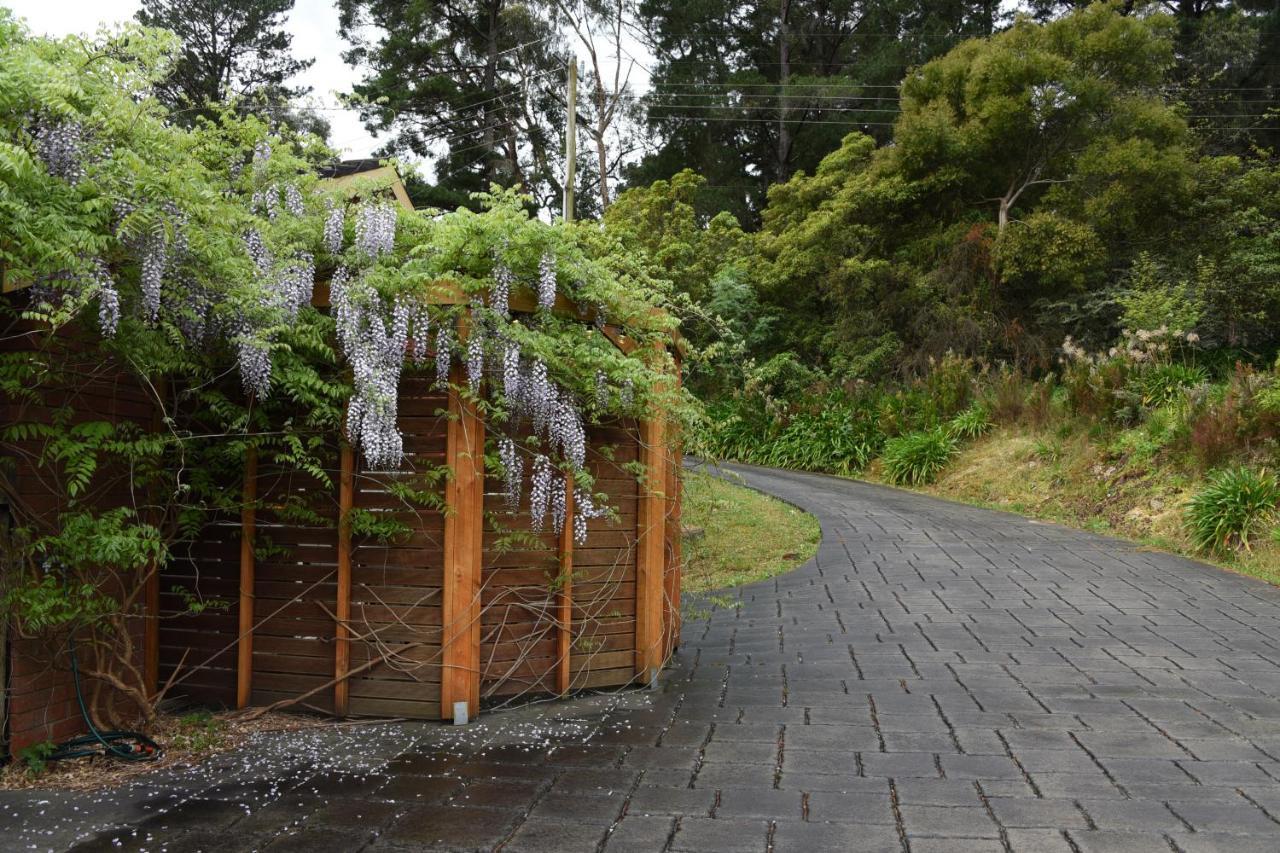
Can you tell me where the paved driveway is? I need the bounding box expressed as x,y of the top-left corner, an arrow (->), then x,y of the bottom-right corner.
12,463 -> 1280,851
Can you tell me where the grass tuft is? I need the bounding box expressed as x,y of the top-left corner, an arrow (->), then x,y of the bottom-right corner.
1186,467 -> 1280,554
947,404 -> 992,441
881,428 -> 957,485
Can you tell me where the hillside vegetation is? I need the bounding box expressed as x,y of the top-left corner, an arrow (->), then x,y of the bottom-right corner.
607,5 -> 1280,576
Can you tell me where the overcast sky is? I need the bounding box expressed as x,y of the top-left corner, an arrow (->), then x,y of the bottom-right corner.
4,0 -> 386,159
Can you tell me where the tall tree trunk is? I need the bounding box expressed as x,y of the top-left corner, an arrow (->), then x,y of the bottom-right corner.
482,0 -> 502,184
594,83 -> 611,209
777,0 -> 793,183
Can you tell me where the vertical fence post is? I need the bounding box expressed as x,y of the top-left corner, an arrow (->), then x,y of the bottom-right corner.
334,441 -> 354,716
635,402 -> 667,685
144,377 -> 166,697
665,357 -> 683,657
557,475 -> 575,694
236,444 -> 258,709
664,442 -> 682,659
441,317 -> 484,722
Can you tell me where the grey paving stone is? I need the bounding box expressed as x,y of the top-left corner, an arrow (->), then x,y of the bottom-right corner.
1004,828 -> 1077,853
261,827 -> 376,852
669,817 -> 768,852
379,804 -> 522,849
601,815 -> 677,852
804,791 -> 896,824
1165,801 -> 1280,834
1066,830 -> 1183,853
910,839 -> 1005,853
988,797 -> 1089,829
894,778 -> 983,806
1079,799 -> 1185,832
712,787 -> 802,820
502,816 -> 610,852
526,790 -> 624,824
770,820 -> 901,853
627,785 -> 716,817
860,751 -> 941,778
1174,834 -> 1280,853
900,804 -> 1000,838
25,463 -> 1280,852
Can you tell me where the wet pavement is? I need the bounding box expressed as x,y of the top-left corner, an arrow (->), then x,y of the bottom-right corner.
8,462 -> 1280,851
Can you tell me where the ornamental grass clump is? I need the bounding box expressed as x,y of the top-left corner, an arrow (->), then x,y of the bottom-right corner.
1185,467 -> 1280,554
946,404 -> 991,441
881,428 -> 956,486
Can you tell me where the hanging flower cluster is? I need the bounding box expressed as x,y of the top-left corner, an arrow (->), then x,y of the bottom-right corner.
252,185 -> 280,220
332,268 -> 420,468
466,299 -> 485,392
537,251 -> 557,311
498,437 -> 522,509
236,322 -> 273,399
284,185 -> 305,217
492,259 -> 513,318
529,453 -> 552,533
32,116 -> 86,185
279,253 -> 315,319
323,201 -> 344,255
95,259 -> 120,337
572,486 -> 609,546
252,140 -> 272,176
550,472 -> 567,534
137,227 -> 167,323
501,339 -> 521,400
355,202 -> 398,258
595,370 -> 609,410
435,323 -> 454,387
409,303 -> 431,364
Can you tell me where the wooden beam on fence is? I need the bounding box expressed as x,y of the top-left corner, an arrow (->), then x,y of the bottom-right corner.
441,320 -> 485,722
557,476 -> 575,695
635,410 -> 667,685
334,441 -> 355,716
236,444 -> 258,709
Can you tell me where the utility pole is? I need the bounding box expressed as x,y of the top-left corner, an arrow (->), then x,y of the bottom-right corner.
564,56 -> 577,222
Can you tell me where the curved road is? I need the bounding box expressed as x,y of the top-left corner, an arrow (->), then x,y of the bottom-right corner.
25,463 -> 1280,852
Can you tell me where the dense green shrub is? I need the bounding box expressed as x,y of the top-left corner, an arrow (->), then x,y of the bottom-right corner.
700,396 -> 883,474
1186,467 -> 1280,553
881,429 -> 957,486
1179,364 -> 1280,469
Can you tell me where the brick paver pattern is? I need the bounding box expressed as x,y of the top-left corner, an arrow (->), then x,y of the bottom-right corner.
56,464 -> 1280,851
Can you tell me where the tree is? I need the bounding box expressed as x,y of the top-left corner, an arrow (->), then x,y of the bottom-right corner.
135,0 -> 315,127
751,4 -> 1201,377
1019,0 -> 1279,155
554,0 -> 644,212
626,0 -> 1006,224
338,0 -> 568,212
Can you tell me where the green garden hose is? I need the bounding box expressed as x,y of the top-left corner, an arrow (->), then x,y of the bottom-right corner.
47,634 -> 161,763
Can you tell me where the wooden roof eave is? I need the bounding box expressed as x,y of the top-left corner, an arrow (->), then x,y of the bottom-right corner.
319,165 -> 415,212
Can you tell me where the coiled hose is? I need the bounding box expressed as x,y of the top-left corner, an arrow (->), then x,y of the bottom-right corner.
47,634 -> 161,763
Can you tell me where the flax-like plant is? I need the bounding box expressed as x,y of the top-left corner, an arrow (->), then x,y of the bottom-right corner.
1185,467 -> 1280,553
881,429 -> 957,486
946,404 -> 991,441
